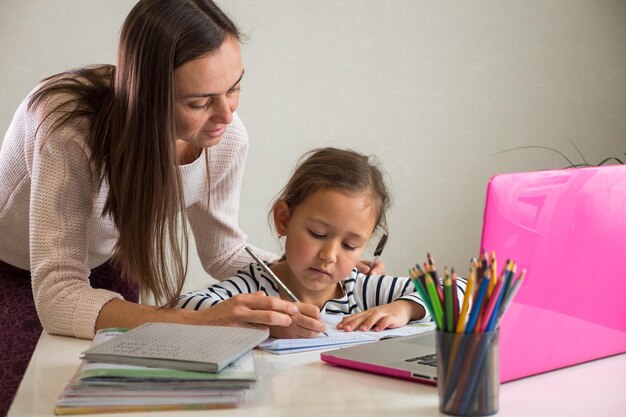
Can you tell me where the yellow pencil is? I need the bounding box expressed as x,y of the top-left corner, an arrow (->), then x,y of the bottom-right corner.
455,259 -> 476,333
487,250 -> 497,297
446,258 -> 476,383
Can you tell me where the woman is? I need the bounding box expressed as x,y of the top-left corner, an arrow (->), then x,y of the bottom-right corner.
0,0 -> 382,412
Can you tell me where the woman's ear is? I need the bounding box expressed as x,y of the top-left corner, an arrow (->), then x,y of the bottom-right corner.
273,201 -> 290,236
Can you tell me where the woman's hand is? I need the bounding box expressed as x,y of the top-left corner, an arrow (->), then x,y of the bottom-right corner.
336,300 -> 424,332
355,259 -> 385,275
197,291 -> 299,329
270,302 -> 327,339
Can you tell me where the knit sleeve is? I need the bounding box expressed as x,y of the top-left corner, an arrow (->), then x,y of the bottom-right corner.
176,263 -> 263,310
186,113 -> 278,280
29,101 -> 121,339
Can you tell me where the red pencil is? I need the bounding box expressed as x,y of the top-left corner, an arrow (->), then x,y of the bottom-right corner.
478,273 -> 504,332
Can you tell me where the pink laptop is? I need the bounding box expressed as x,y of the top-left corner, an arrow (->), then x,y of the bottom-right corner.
322,164 -> 626,383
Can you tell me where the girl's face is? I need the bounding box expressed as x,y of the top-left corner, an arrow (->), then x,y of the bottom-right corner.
275,189 -> 378,296
173,35 -> 243,150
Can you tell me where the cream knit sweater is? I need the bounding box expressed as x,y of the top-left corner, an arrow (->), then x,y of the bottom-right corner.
0,89 -> 275,339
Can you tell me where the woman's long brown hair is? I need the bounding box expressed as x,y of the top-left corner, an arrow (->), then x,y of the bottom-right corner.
28,0 -> 240,306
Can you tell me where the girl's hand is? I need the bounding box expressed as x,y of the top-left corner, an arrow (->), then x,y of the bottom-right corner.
270,303 -> 327,339
356,260 -> 385,275
198,291 -> 298,329
336,300 -> 424,332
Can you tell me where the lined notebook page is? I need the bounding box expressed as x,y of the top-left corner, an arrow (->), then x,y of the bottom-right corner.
257,313 -> 435,354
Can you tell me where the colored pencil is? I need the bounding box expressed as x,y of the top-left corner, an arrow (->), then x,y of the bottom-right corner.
444,271 -> 454,332
455,260 -> 476,333
450,268 -> 459,328
446,262 -> 475,383
485,277 -> 507,332
495,269 -> 525,327
425,273 -> 445,330
413,264 -> 428,291
474,264 -> 492,329
409,269 -> 433,320
501,259 -> 516,301
426,253 -> 444,302
478,273 -> 504,332
487,251 -> 497,297
465,272 -> 490,333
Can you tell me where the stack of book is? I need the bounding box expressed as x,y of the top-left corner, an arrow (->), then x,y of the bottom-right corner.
54,324 -> 269,414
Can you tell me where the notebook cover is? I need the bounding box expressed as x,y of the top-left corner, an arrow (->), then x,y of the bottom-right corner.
81,323 -> 269,373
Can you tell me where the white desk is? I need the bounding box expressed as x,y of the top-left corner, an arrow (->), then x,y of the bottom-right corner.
9,331 -> 626,417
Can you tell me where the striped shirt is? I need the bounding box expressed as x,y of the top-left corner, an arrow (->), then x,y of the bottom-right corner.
178,262 -> 468,323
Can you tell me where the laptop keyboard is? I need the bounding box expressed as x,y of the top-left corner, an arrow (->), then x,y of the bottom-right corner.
404,353 -> 437,367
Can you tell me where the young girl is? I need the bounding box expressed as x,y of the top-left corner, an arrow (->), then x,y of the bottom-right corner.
179,147 -> 465,338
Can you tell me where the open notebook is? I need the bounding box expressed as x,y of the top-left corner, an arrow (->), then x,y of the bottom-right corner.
322,164 -> 626,383
258,313 -> 435,354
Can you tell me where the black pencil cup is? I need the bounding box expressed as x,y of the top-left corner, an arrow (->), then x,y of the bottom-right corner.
436,330 -> 499,416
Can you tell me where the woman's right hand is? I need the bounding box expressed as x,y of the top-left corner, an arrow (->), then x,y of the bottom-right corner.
196,291 -> 299,329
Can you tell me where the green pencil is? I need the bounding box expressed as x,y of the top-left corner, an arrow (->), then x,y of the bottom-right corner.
409,271 -> 434,321
425,274 -> 444,330
444,274 -> 454,332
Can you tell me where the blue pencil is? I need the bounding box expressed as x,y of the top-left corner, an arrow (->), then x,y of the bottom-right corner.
485,277 -> 507,331
500,259 -> 514,301
495,269 -> 525,327
465,271 -> 490,333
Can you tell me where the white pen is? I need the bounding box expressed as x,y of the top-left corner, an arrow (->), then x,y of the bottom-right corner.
244,246 -> 329,337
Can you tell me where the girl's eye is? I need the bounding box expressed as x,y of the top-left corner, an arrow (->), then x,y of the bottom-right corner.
342,243 -> 357,251
308,230 -> 325,239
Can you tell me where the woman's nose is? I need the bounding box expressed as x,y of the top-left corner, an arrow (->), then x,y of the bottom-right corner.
210,95 -> 234,125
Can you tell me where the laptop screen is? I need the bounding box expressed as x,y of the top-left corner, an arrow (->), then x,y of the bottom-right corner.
481,164 -> 626,381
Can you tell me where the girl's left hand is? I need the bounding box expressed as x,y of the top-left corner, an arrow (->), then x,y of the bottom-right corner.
356,259 -> 385,275
336,300 -> 423,332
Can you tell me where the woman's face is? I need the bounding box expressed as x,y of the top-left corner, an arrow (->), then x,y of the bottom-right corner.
173,36 -> 243,149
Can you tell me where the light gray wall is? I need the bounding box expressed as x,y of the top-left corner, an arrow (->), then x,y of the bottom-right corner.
1,1 -> 625,292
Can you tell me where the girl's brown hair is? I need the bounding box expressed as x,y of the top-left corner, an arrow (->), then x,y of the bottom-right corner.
270,147 -> 391,235
28,0 -> 240,306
